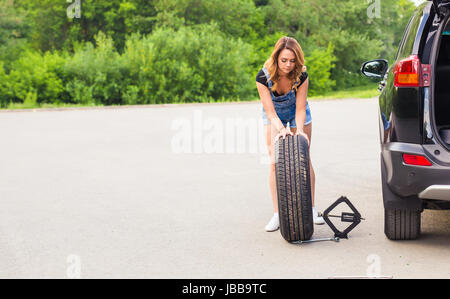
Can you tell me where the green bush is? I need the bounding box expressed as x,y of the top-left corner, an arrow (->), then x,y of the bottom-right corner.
0,62 -> 11,107
7,50 -> 65,105
120,33 -> 156,104
305,42 -> 337,96
1,25 -> 258,107
122,24 -> 255,103
63,32 -> 125,105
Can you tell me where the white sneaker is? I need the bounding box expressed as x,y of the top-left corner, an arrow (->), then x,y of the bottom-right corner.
265,213 -> 279,232
313,207 -> 325,225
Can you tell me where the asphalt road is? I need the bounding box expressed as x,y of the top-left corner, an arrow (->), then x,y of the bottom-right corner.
1,98 -> 450,279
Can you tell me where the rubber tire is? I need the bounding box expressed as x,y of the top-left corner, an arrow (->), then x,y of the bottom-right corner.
384,208 -> 421,240
275,134 -> 314,242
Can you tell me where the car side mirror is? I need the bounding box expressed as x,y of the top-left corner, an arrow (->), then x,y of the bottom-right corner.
361,59 -> 389,79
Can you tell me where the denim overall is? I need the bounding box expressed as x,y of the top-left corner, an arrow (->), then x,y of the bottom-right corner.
261,67 -> 312,128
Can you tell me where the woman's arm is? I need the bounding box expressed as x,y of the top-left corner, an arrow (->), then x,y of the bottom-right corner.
295,77 -> 309,133
256,82 -> 284,132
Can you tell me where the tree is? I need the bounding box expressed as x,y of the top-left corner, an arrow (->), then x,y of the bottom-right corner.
0,0 -> 30,69
153,0 -> 265,43
16,0 -> 158,52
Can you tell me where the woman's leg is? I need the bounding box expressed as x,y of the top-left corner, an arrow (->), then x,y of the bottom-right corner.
264,124 -> 279,213
290,123 -> 315,206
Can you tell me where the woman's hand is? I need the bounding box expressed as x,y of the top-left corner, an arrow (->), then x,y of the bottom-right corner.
295,130 -> 310,146
275,127 -> 294,141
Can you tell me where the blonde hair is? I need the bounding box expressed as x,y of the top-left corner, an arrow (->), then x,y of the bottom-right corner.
264,36 -> 307,93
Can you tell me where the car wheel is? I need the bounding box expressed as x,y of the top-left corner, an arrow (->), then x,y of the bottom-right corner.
384,208 -> 421,240
275,134 -> 314,242
380,155 -> 422,240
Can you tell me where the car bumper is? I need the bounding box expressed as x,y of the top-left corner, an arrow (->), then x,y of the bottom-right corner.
418,185 -> 450,200
382,142 -> 450,199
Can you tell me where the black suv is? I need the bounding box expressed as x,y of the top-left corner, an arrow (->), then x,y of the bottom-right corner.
361,0 -> 450,240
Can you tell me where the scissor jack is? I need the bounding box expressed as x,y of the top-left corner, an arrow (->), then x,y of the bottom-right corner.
293,196 -> 365,245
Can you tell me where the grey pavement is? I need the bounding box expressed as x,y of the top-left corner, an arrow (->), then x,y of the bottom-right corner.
0,98 -> 449,278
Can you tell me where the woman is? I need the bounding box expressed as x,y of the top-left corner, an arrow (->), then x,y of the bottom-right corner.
256,36 -> 325,232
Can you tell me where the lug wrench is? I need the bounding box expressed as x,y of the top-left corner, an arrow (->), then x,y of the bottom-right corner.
293,237 -> 340,245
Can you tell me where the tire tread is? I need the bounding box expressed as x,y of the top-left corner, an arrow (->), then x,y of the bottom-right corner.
275,135 -> 314,242
385,208 -> 421,240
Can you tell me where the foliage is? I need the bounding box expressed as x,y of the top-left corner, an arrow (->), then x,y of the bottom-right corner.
153,0 -> 265,42
122,24 -> 254,103
0,62 -> 12,107
0,0 -> 418,106
305,42 -> 336,96
7,50 -> 65,105
0,0 -> 30,70
16,0 -> 157,52
64,32 -> 124,105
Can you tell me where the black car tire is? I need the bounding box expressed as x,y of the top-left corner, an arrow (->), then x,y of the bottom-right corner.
384,208 -> 421,240
275,134 -> 314,242
380,155 -> 422,240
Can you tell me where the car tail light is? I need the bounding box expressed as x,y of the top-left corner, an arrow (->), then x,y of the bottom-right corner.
402,154 -> 432,166
394,55 -> 420,87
